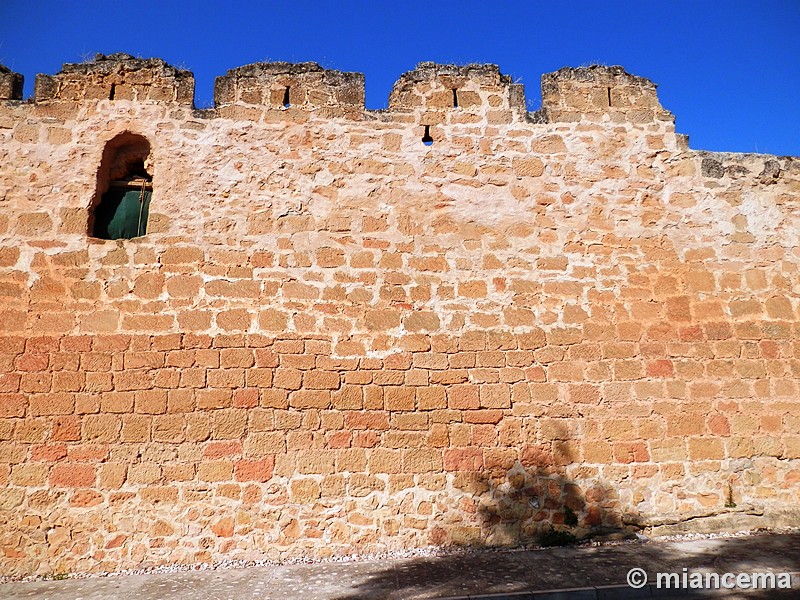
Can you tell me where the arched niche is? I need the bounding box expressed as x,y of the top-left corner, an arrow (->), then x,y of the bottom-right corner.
90,132 -> 153,240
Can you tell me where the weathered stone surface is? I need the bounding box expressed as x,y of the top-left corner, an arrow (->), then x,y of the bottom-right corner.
389,62 -> 527,122
0,64 -> 23,101
541,64 -> 673,123
213,62 -> 364,119
0,58 -> 798,579
33,53 -> 194,104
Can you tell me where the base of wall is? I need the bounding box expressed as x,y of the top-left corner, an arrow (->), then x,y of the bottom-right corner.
643,507 -> 800,537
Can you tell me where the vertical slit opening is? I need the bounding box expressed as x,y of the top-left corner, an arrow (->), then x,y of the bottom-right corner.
109,83 -> 116,101
607,86 -> 612,107
283,86 -> 291,108
452,89 -> 458,108
422,125 -> 433,146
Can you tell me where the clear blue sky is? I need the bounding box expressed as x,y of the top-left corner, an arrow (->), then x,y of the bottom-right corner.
1,0 -> 798,156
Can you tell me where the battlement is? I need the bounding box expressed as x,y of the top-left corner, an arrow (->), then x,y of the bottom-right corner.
388,62 -> 526,125
540,65 -> 672,123
213,62 -> 364,118
0,64 -> 23,100
33,53 -> 194,104
12,55 -> 676,125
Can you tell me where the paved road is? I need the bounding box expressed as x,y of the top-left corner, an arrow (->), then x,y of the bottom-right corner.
2,532 -> 798,599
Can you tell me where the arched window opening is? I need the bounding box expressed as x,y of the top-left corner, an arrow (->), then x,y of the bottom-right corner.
90,133 -> 153,240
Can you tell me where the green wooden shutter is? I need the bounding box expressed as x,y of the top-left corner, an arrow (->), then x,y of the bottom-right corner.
94,188 -> 151,239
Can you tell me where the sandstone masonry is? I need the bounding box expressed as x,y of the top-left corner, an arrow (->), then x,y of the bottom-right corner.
0,53 -> 798,578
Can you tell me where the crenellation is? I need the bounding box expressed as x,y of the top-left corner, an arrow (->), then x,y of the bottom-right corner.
389,62 -> 527,126
541,65 -> 673,124
214,61 -> 365,119
33,53 -> 194,105
9,58 -> 677,126
0,65 -> 24,101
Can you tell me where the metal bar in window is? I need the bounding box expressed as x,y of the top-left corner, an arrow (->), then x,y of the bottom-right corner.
109,179 -> 153,191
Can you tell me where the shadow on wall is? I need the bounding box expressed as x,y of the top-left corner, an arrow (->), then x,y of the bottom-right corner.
330,418 -> 797,599
331,471 -> 799,600
332,431 -> 639,600
329,462 -> 632,600
439,464 -> 626,550
435,417 -> 637,548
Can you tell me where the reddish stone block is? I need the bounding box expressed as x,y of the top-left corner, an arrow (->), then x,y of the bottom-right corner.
69,489 -> 103,507
212,516 -> 235,537
60,336 -> 93,352
51,415 -> 81,441
204,440 -> 242,459
706,415 -> 731,436
613,442 -> 650,464
15,354 -> 49,372
443,448 -> 483,471
303,370 -> 340,390
25,336 -> 60,353
234,457 -> 275,483
447,384 -> 479,410
50,463 -> 97,487
105,534 -> 128,549
233,388 -> 259,408
520,444 -> 554,468
326,430 -> 352,449
646,360 -> 674,378
463,410 -> 504,424
93,335 -> 132,352
352,431 -> 381,448
30,443 -> 68,461
0,393 -> 26,417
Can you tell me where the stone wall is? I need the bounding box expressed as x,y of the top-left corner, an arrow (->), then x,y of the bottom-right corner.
0,55 -> 798,578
